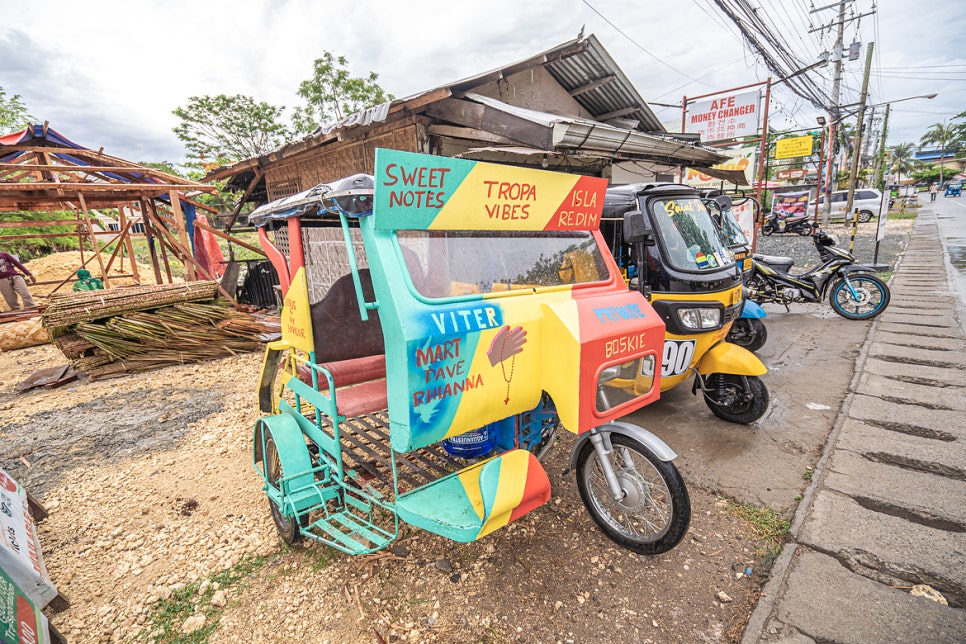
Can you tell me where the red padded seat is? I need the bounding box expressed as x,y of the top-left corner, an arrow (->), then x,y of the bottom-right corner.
295,354 -> 388,417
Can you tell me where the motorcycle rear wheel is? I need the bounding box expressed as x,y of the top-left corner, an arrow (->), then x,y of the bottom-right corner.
829,274 -> 890,320
797,222 -> 813,236
265,431 -> 309,545
726,317 -> 767,353
703,374 -> 769,424
575,434 -> 690,555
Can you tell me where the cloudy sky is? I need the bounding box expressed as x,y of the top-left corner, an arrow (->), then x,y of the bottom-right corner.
2,0 -> 963,164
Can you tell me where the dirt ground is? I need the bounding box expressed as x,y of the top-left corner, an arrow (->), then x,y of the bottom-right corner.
2,347 -> 773,644
0,217 -> 914,643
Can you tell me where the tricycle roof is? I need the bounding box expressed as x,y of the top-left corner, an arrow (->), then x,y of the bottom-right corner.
248,174 -> 374,228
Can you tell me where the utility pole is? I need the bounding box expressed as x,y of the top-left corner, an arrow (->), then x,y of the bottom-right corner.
862,106 -> 877,161
812,1 -> 849,224
810,0 -> 875,225
845,42 -> 875,219
873,103 -> 890,191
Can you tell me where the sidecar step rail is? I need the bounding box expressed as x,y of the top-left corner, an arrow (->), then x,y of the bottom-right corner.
306,508 -> 395,554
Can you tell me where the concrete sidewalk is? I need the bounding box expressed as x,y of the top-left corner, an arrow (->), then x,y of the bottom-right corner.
743,208 -> 966,643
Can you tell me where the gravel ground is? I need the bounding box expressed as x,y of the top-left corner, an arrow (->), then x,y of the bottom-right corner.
754,214 -> 914,273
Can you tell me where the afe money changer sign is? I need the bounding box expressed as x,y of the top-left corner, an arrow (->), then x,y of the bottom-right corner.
685,91 -> 760,143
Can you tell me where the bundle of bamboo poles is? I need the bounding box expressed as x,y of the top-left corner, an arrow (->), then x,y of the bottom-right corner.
42,282 -> 219,328
44,283 -> 277,380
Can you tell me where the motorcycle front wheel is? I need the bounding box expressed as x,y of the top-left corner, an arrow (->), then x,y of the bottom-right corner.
703,374 -> 769,424
829,274 -> 890,320
761,223 -> 775,236
575,434 -> 690,555
726,317 -> 768,353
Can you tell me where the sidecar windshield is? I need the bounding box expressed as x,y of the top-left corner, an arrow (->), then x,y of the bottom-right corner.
719,210 -> 749,247
649,197 -> 735,272
396,230 -> 609,299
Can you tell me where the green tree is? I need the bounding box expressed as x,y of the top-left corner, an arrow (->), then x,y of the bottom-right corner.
292,51 -> 393,135
0,86 -> 34,134
1,211 -> 81,260
919,122 -> 961,184
910,165 -> 942,185
172,94 -> 292,163
888,142 -> 916,185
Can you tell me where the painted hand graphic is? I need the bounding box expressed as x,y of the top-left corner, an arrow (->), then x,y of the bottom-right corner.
487,325 -> 527,367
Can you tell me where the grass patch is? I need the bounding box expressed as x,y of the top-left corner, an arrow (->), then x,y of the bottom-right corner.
730,502 -> 791,575
138,554 -> 271,643
728,502 -> 790,548
888,211 -> 919,220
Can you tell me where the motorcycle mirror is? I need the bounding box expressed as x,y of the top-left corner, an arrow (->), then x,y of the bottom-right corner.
714,194 -> 733,210
623,210 -> 652,244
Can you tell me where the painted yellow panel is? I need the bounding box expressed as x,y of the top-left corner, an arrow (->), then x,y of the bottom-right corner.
280,268 -> 315,354
431,164 -> 577,230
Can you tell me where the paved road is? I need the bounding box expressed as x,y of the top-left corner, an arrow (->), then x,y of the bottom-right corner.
743,203 -> 966,642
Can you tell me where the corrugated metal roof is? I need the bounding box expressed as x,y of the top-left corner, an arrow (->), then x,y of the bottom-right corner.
464,93 -> 725,166
540,35 -> 665,133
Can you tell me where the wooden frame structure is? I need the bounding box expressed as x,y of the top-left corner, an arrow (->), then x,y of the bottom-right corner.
0,123 -> 253,304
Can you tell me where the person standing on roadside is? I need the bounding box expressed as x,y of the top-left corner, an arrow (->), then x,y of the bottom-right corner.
0,251 -> 38,310
930,183 -> 938,202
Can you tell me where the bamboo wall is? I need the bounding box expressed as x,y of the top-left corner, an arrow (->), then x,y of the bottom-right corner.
265,124 -> 419,201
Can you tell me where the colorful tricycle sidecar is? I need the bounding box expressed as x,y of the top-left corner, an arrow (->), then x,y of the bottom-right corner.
251,149 -> 690,555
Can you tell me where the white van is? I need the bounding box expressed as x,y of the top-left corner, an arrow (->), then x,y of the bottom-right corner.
810,189 -> 884,223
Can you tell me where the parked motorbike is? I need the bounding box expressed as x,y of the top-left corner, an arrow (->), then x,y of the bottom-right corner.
748,231 -> 891,320
603,184 -> 770,425
702,192 -> 768,353
760,210 -> 813,236
728,299 -> 767,352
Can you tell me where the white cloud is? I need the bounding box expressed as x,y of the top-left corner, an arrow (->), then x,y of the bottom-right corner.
2,0 -> 963,162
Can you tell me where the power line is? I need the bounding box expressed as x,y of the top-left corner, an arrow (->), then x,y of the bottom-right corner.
878,64 -> 966,70
580,0 -> 707,84
711,0 -> 831,109
692,0 -> 743,41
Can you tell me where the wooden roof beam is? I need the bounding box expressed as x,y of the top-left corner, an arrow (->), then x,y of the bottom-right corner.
569,75 -> 617,98
0,182 -> 216,192
596,106 -> 642,122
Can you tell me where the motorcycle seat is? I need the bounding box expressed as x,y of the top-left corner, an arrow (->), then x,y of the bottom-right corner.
753,254 -> 795,272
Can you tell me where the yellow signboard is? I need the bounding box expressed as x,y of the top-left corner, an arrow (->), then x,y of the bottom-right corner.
775,135 -> 813,160
280,267 -> 315,354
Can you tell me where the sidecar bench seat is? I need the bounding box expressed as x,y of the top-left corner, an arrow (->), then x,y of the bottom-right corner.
395,449 -> 552,542
296,354 -> 388,417
753,253 -> 795,273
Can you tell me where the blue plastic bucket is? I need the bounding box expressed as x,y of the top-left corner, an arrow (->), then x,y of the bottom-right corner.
442,424 -> 497,458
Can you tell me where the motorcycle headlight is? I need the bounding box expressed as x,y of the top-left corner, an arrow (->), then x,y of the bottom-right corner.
677,307 -> 722,330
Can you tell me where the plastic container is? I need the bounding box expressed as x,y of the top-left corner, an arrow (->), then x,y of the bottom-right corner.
441,423 -> 497,458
